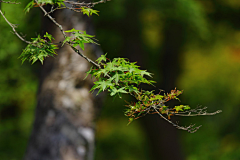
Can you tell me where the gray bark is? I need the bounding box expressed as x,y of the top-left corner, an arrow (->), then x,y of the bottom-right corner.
24,6 -> 102,160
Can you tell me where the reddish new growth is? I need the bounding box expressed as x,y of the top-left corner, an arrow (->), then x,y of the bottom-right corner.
125,88 -> 188,124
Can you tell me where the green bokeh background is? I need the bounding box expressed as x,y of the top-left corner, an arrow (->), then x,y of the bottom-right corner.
1,0 -> 240,159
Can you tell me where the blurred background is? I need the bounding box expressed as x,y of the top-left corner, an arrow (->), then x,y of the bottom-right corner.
1,0 -> 240,159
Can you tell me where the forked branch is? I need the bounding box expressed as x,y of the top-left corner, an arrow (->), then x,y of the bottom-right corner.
153,107 -> 202,133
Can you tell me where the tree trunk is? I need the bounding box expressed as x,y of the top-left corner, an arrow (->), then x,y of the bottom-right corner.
24,5 -> 102,160
141,19 -> 185,160
115,1 -> 185,159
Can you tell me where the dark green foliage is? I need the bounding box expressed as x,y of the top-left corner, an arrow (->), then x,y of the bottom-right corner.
63,28 -> 98,50
24,0 -> 65,13
81,7 -> 99,17
19,34 -> 58,64
88,55 -> 154,96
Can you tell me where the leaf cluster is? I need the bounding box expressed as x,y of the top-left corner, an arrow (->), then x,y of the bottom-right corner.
125,88 -> 190,124
80,7 -> 99,17
19,33 -> 58,64
86,54 -> 155,98
85,54 -> 192,124
63,28 -> 98,50
24,0 -> 65,13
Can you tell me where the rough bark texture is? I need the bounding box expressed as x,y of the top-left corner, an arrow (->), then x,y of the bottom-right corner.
24,5 -> 102,160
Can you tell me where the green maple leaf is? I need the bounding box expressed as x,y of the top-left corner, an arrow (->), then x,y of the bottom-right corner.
174,105 -> 190,112
140,70 -> 152,77
117,87 -> 128,94
38,0 -> 53,3
65,28 -> 83,33
128,85 -> 139,94
90,80 -> 113,95
96,54 -> 107,64
109,87 -> 118,96
65,29 -> 98,50
95,80 -> 113,91
128,67 -> 138,73
44,32 -> 55,42
19,35 -> 57,64
62,36 -> 71,46
81,7 -> 99,17
110,87 -> 128,98
111,72 -> 120,84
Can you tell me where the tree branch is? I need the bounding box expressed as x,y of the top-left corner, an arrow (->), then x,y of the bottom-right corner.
64,0 -> 111,8
153,107 -> 202,133
174,106 -> 222,116
0,9 -> 31,44
37,1 -> 101,68
0,0 -> 20,4
37,2 -> 67,38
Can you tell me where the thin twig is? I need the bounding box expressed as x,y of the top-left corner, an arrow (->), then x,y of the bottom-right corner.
0,9 -> 31,44
0,0 -> 20,4
71,46 -> 101,68
44,0 -> 111,15
153,107 -> 201,133
46,6 -> 91,15
175,107 -> 222,116
36,0 -> 101,68
64,0 -> 111,8
37,3 -> 67,38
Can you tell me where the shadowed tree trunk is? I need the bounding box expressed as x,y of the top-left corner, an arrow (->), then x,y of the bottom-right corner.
141,19 -> 185,160
116,1 -> 185,160
24,3 -> 102,160
94,0 -> 185,159
112,2 -> 185,159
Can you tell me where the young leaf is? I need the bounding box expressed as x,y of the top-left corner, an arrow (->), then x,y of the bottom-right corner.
81,7 -> 99,17
19,35 -> 58,64
62,36 -> 71,46
140,70 -> 153,77
65,28 -> 82,33
96,53 -> 107,64
117,87 -> 128,94
84,66 -> 93,80
24,0 -> 35,13
109,87 -> 118,96
91,80 -> 113,94
44,32 -> 55,42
